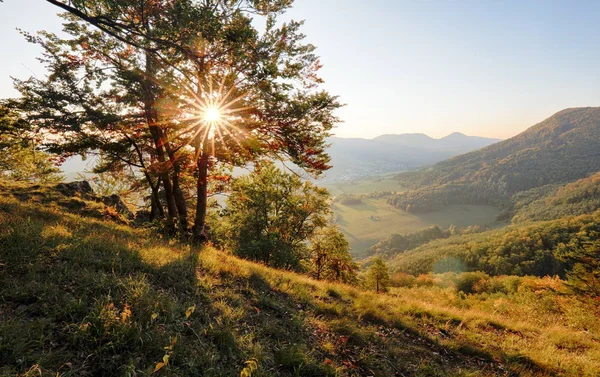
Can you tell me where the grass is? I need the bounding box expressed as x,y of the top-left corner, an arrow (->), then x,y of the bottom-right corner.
333,196 -> 501,254
1,181 -> 599,376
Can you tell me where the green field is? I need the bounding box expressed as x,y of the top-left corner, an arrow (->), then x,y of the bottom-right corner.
332,197 -> 501,254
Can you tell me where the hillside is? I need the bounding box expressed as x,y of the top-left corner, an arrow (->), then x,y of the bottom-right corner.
3,181 -> 600,376
509,171 -> 600,223
324,133 -> 500,182
389,107 -> 600,212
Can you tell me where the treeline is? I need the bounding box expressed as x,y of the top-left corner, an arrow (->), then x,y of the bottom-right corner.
387,183 -> 502,212
367,225 -> 484,258
386,210 -> 600,278
334,191 -> 394,205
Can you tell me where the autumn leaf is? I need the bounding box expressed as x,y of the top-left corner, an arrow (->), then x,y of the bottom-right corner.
185,305 -> 195,319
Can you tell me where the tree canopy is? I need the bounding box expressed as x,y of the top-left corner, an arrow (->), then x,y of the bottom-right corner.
14,0 -> 341,240
223,163 -> 330,269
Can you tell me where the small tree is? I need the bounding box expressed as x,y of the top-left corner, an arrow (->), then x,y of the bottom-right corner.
225,163 -> 330,270
366,258 -> 390,293
0,102 -> 62,184
556,233 -> 600,298
309,225 -> 357,284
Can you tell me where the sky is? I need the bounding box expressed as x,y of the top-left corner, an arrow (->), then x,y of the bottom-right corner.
1,0 -> 600,139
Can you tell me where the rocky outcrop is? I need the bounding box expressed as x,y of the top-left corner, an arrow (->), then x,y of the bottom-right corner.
55,181 -> 134,220
102,194 -> 135,220
55,181 -> 94,198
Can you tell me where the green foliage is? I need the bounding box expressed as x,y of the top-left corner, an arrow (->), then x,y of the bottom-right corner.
224,163 -> 330,269
0,142 -> 63,184
511,172 -> 600,223
385,211 -> 600,278
308,225 -> 358,284
368,226 -> 451,257
555,227 -> 600,298
366,258 -> 390,293
334,193 -> 362,205
454,272 -> 491,294
0,104 -> 62,184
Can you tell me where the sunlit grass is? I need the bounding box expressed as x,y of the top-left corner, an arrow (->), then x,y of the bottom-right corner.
1,181 -> 599,376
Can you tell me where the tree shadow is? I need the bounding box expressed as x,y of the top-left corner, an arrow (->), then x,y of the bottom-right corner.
0,195 -> 561,377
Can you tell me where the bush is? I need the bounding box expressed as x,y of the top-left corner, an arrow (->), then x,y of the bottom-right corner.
455,272 -> 490,294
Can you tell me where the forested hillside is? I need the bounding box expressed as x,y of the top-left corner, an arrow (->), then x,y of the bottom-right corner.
389,107 -> 600,212
509,171 -> 600,223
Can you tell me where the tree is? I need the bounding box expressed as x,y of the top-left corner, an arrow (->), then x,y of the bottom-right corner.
366,258 -> 390,293
309,225 -> 357,284
0,102 -> 62,184
16,0 -> 341,241
556,228 -> 600,298
225,163 -> 330,269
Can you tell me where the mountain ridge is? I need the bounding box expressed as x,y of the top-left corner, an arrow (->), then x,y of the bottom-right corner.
324,132 -> 501,181
388,107 -> 600,212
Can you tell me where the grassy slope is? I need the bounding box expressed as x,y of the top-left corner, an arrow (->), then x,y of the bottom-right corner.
1,182 -> 599,376
333,197 -> 500,254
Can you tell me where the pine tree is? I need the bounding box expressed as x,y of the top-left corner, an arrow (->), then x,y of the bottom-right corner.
366,258 -> 390,293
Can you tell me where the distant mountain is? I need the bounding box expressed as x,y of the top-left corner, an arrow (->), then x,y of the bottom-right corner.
324,132 -> 501,182
389,107 -> 600,212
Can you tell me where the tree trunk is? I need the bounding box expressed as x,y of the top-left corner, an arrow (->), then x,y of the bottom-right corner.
143,51 -> 177,232
192,149 -> 209,243
165,144 -> 189,232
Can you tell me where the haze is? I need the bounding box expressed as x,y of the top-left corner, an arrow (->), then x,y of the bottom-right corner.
1,0 -> 600,139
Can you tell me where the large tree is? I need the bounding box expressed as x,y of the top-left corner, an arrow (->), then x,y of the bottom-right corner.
15,0 -> 341,240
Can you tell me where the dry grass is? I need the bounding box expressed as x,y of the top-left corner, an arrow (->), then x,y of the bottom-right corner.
1,181 -> 599,376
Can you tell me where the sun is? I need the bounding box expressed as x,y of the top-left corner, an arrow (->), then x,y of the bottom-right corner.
203,106 -> 222,123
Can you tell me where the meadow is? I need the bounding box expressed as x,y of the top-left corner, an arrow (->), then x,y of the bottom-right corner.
333,196 -> 501,255
2,182 -> 599,376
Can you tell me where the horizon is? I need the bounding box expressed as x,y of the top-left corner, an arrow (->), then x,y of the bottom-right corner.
2,0 -> 600,140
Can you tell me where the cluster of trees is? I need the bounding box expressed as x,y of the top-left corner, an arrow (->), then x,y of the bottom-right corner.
334,191 -> 394,206
367,225 -> 484,258
510,172 -> 600,223
209,164 -> 357,284
8,0 -> 341,242
386,210 -> 600,287
0,102 -> 62,183
334,193 -> 362,205
387,183 -> 501,213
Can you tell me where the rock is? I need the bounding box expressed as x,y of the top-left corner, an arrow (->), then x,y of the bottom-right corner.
55,181 -> 94,197
134,210 -> 152,225
102,194 -> 134,219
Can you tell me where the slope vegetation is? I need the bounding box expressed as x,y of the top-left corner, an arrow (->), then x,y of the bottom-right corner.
389,107 -> 600,212
2,181 -> 600,376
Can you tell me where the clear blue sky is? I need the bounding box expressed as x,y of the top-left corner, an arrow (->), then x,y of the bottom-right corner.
1,0 -> 600,139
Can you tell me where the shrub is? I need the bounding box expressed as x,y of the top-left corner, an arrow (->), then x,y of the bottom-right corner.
455,272 -> 490,294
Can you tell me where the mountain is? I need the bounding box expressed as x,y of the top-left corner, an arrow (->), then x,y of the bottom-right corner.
324,132 -> 501,182
389,107 -> 600,212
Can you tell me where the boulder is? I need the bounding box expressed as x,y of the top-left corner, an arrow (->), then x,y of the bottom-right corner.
55,181 -> 94,197
102,194 -> 135,219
